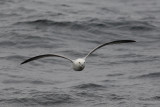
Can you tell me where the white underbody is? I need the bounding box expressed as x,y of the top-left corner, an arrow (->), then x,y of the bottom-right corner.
72,58 -> 85,71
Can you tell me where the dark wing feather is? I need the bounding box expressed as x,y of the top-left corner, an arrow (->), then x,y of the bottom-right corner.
21,54 -> 73,64
84,40 -> 136,58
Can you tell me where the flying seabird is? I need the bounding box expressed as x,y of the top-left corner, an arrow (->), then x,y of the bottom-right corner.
21,40 -> 136,71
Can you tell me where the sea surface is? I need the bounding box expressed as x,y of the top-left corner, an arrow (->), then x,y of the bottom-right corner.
0,0 -> 160,107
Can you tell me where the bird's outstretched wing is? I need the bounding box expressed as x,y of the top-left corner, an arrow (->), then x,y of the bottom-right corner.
84,40 -> 136,59
21,54 -> 73,64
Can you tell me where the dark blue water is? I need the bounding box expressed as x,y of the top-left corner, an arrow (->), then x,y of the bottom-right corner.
0,0 -> 160,106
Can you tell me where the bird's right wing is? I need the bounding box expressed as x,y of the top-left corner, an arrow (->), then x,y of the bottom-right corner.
84,40 -> 136,59
21,54 -> 73,64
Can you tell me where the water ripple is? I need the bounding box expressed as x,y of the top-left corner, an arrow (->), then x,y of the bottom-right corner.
134,72 -> 160,79
73,83 -> 106,90
0,91 -> 75,106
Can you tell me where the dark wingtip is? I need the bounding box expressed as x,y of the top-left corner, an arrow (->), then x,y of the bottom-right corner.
130,40 -> 136,42
20,62 -> 25,65
20,60 -> 29,65
113,40 -> 136,44
128,40 -> 136,42
120,40 -> 136,43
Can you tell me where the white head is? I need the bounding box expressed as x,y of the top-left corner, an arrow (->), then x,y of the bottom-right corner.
72,58 -> 85,71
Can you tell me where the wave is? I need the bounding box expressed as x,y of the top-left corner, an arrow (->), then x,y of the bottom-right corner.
114,21 -> 155,31
107,73 -> 124,77
3,55 -> 24,61
150,96 -> 160,101
14,19 -> 87,30
0,41 -> 16,47
0,40 -> 59,49
132,72 -> 160,79
75,91 -> 102,99
2,79 -> 54,85
0,72 -> 24,79
16,42 -> 60,49
2,78 -> 54,85
139,96 -> 160,101
73,83 -> 105,90
0,30 -> 63,48
107,93 -> 126,101
0,0 -> 15,5
14,19 -> 156,32
0,91 -> 74,106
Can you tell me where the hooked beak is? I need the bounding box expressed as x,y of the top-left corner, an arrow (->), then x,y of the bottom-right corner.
79,62 -> 85,68
79,62 -> 82,66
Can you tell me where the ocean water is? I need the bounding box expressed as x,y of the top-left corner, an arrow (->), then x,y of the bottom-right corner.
0,0 -> 160,107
